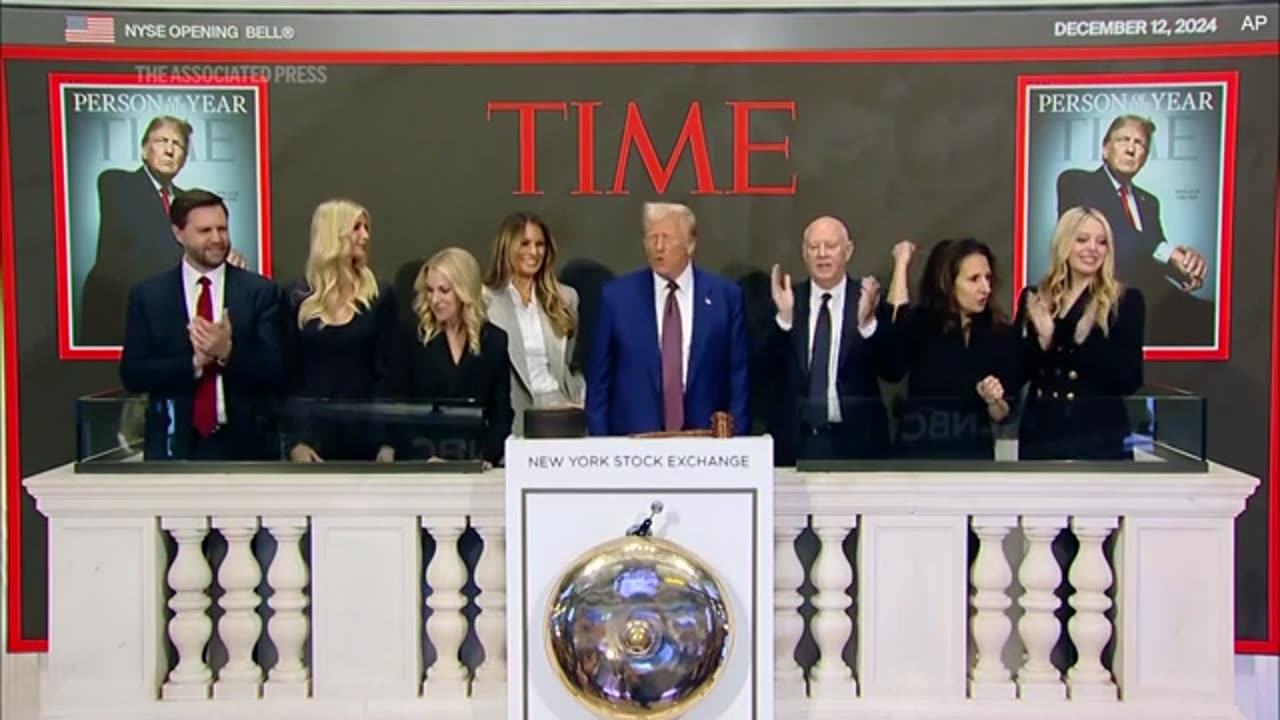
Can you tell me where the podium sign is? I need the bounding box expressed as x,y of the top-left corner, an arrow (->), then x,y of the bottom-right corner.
505,436 -> 775,719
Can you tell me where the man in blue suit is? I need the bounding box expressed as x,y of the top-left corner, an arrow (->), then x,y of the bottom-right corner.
586,202 -> 750,435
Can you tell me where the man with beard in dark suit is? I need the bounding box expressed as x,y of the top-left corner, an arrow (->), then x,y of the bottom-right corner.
1056,113 -> 1213,348
79,115 -> 246,347
119,189 -> 282,460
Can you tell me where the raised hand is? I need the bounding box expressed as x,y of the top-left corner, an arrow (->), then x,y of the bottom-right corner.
1026,291 -> 1055,342
892,240 -> 917,267
1073,304 -> 1097,345
857,275 -> 881,327
770,263 -> 795,325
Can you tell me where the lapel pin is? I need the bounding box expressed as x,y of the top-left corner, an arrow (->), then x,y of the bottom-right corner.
705,296 -> 712,305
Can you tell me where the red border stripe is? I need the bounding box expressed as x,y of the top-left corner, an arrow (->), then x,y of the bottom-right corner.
0,41 -> 1277,65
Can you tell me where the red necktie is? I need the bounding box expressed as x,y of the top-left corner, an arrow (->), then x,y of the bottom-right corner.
193,276 -> 217,436
1117,185 -> 1137,228
160,186 -> 171,213
661,281 -> 684,431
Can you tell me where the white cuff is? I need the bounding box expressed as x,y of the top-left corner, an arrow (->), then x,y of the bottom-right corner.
858,317 -> 878,338
775,314 -> 793,332
1152,241 -> 1173,264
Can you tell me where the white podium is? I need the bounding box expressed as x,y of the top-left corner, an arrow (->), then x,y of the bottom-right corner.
505,436 -> 775,719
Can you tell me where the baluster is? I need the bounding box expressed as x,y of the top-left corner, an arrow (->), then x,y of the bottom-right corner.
774,517 -> 806,698
161,517 -> 214,700
213,517 -> 264,699
1016,516 -> 1067,700
422,518 -> 469,698
472,522 -> 506,698
1066,517 -> 1118,701
264,516 -> 311,699
809,515 -> 856,699
969,516 -> 1016,699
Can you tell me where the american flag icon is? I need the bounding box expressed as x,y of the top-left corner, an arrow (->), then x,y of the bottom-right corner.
64,15 -> 115,44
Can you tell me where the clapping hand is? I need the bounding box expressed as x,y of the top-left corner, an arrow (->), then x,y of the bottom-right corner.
770,264 -> 795,326
1073,306 -> 1096,346
1025,291 -> 1054,349
189,309 -> 232,363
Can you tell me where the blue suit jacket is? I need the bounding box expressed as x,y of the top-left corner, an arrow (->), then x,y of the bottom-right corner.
586,266 -> 750,435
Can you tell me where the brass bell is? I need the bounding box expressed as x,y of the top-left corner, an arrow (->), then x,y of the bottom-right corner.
544,501 -> 733,719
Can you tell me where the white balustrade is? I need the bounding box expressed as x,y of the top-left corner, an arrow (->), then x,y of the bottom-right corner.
421,516 -> 469,699
808,515 -> 857,700
1017,515 -> 1068,701
212,516 -> 264,699
471,519 -> 507,699
22,462 -> 1257,720
969,516 -> 1017,699
1066,516 -> 1119,701
161,517 -> 214,701
773,515 -> 808,697
263,516 -> 310,699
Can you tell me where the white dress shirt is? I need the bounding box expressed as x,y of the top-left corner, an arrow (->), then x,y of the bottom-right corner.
508,284 -> 562,395
654,263 -> 694,386
1104,165 -> 1172,263
181,258 -> 227,425
776,276 -> 877,423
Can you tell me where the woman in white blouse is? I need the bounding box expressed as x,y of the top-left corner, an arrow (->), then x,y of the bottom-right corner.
482,211 -> 585,435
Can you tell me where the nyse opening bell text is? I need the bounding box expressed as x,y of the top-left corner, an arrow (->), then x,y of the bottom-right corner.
134,64 -> 327,85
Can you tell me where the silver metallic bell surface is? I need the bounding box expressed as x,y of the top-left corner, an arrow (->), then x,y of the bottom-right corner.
544,501 -> 732,719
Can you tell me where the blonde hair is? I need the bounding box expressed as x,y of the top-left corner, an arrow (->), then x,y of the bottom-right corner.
482,211 -> 575,338
413,247 -> 486,354
642,202 -> 697,238
1034,206 -> 1123,336
297,199 -> 379,328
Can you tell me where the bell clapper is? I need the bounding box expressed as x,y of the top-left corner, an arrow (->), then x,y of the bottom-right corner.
626,500 -> 665,537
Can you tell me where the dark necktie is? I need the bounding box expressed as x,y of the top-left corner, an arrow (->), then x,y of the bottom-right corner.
193,276 -> 217,436
661,280 -> 683,431
1117,185 -> 1137,228
807,292 -> 833,427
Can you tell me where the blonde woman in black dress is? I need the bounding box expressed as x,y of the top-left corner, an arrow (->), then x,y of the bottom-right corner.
282,199 -> 398,462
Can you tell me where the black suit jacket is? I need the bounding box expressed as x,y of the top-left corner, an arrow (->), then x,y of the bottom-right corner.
1056,166 -> 1213,346
119,263 -> 284,460
81,167 -> 183,347
765,276 -> 894,465
382,320 -> 513,465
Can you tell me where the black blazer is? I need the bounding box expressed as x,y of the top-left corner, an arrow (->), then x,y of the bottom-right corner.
382,320 -> 513,465
119,263 -> 284,459
880,304 -> 1021,460
1015,286 -> 1145,459
765,276 -> 895,464
81,167 -> 183,347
